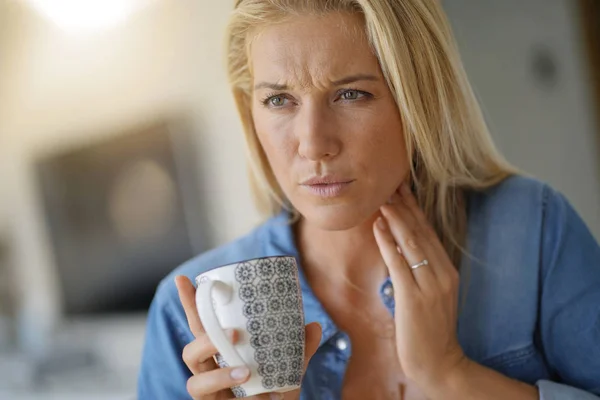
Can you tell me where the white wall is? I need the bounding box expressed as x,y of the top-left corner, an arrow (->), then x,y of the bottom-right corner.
443,0 -> 600,238
0,0 -> 260,351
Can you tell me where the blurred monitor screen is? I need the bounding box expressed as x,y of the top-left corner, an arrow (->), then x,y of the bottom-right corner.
36,123 -> 197,315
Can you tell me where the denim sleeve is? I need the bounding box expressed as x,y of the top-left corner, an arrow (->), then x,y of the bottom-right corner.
536,186 -> 600,399
138,280 -> 194,400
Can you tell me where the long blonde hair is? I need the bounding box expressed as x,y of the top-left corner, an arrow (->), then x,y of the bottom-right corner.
226,0 -> 515,267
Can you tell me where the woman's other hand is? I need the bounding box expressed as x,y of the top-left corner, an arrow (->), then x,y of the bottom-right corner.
373,183 -> 466,391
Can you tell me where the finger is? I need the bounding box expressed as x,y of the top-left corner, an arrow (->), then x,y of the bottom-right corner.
175,275 -> 205,338
399,183 -> 445,255
373,215 -> 417,292
379,204 -> 438,293
303,322 -> 322,369
398,183 -> 428,225
183,329 -> 238,374
186,366 -> 251,399
398,183 -> 457,290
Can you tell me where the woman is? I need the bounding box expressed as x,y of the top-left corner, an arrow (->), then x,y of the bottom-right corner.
138,0 -> 600,399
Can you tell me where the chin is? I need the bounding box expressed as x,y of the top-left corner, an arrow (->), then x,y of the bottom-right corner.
297,202 -> 375,231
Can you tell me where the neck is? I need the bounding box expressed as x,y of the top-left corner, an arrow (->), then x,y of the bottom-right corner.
295,212 -> 388,293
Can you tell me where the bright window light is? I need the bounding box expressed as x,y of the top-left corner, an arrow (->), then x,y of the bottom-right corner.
27,0 -> 148,33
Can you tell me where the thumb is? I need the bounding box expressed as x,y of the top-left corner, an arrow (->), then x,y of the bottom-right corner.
303,322 -> 322,369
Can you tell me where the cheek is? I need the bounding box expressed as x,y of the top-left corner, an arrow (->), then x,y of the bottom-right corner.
377,127 -> 407,163
253,111 -> 297,173
357,114 -> 409,197
382,110 -> 406,157
355,111 -> 407,167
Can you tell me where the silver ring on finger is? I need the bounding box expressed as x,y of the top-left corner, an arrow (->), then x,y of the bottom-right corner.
410,259 -> 429,270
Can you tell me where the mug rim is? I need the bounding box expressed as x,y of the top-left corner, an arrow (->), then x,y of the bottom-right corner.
195,255 -> 297,284
200,254 -> 296,273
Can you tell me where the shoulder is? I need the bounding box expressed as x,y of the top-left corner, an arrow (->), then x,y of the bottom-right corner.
152,213 -> 292,308
466,174 -> 597,274
469,175 -> 547,215
464,175 -> 562,273
470,174 -> 586,237
466,175 -> 547,245
466,175 -> 572,231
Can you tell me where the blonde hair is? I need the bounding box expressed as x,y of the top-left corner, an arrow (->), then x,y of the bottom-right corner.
226,0 -> 515,267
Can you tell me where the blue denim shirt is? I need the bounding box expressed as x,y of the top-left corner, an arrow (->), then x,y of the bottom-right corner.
138,176 -> 600,399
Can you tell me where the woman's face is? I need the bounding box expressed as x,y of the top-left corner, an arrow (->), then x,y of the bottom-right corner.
251,12 -> 409,230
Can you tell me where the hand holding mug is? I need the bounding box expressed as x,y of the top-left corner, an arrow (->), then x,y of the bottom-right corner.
175,256 -> 322,399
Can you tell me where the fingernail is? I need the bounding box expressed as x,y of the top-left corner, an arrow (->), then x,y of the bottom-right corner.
230,366 -> 249,381
396,245 -> 402,254
270,393 -> 283,400
225,329 -> 235,341
376,217 -> 387,231
400,182 -> 411,196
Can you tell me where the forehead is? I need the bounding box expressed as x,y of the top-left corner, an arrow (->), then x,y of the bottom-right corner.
250,12 -> 381,87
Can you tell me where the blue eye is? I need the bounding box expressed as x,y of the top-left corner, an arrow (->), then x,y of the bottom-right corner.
341,90 -> 360,100
265,95 -> 288,107
339,90 -> 370,101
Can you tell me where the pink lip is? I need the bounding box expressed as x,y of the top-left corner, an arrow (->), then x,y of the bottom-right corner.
300,176 -> 354,198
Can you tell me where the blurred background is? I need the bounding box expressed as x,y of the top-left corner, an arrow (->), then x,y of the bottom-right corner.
0,0 -> 598,399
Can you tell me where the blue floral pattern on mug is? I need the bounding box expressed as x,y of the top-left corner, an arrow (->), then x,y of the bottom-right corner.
235,257 -> 304,395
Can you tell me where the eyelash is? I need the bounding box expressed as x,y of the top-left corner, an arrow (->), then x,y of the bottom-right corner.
260,88 -> 372,108
260,93 -> 285,107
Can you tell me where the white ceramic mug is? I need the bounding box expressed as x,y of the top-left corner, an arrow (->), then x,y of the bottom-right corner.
195,256 -> 305,398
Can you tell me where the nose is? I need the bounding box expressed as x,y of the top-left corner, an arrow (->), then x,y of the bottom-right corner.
296,102 -> 342,161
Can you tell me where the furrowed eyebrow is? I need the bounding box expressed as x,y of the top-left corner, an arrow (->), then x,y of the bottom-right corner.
331,74 -> 379,86
254,82 -> 289,91
253,74 -> 379,91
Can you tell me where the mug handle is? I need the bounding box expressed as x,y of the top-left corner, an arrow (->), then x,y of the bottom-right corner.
196,279 -> 246,368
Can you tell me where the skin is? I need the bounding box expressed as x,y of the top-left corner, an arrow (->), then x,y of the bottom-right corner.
250,11 -> 412,399
251,13 -> 408,232
175,11 -> 539,400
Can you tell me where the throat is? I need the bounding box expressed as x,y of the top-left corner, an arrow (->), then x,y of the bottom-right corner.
294,216 -> 389,296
